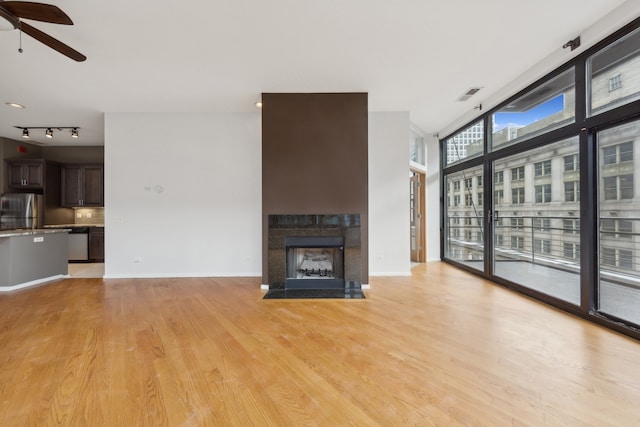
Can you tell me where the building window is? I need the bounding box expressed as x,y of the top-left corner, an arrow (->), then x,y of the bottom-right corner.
601,219 -> 633,239
496,234 -> 504,246
512,188 -> 525,204
453,180 -> 461,191
563,242 -> 580,260
453,195 -> 461,206
534,160 -> 551,177
477,192 -> 483,206
477,176 -> 483,187
465,178 -> 473,189
511,166 -> 525,181
564,154 -> 579,172
494,189 -> 504,205
563,218 -> 580,234
495,171 -> 504,184
465,194 -> 473,205
511,218 -> 524,229
602,247 -> 634,270
533,218 -> 551,231
603,142 -> 633,165
534,239 -> 551,254
609,74 -> 622,91
511,236 -> 524,249
535,184 -> 552,203
564,181 -> 579,202
603,175 -> 633,200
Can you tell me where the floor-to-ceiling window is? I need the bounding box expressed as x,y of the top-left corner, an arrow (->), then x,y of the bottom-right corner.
440,19 -> 640,339
444,122 -> 484,271
597,120 -> 640,325
492,137 -> 581,304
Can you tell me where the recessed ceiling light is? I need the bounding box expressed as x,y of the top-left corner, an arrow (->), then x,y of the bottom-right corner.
5,102 -> 26,109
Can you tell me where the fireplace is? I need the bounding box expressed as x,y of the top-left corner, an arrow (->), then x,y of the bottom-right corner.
266,214 -> 362,289
285,236 -> 344,289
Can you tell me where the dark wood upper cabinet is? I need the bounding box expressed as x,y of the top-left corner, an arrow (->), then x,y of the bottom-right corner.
61,164 -> 104,207
6,159 -> 45,189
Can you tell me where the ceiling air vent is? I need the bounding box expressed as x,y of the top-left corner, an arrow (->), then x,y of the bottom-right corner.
457,87 -> 482,102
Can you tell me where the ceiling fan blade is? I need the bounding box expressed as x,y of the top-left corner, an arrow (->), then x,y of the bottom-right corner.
20,21 -> 86,62
1,1 -> 73,25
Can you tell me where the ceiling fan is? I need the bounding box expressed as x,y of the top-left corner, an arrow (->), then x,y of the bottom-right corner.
0,1 -> 85,61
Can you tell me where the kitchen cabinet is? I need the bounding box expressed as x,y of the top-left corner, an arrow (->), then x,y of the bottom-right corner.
61,164 -> 104,207
6,159 -> 45,189
89,227 -> 104,262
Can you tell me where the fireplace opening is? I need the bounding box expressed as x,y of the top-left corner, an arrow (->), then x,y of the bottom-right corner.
285,236 -> 344,289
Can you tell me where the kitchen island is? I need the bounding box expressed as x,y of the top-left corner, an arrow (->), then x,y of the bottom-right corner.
0,229 -> 70,291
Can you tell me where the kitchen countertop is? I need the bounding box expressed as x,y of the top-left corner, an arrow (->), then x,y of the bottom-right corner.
0,229 -> 71,238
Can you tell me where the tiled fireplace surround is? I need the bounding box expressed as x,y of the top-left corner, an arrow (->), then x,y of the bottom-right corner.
267,214 -> 362,289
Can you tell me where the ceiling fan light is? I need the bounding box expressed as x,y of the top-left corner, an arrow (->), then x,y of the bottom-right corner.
71,128 -> 78,138
22,128 -> 30,138
5,101 -> 26,109
45,128 -> 53,138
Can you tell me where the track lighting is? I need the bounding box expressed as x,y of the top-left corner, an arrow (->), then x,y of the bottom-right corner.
13,126 -> 81,140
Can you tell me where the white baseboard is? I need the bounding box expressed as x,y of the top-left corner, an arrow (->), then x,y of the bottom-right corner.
0,274 -> 67,292
369,272 -> 411,277
102,272 -> 262,279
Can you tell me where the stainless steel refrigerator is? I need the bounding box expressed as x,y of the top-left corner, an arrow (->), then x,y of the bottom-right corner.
0,193 -> 44,230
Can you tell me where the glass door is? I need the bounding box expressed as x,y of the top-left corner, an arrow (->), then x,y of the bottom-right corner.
491,137 -> 581,305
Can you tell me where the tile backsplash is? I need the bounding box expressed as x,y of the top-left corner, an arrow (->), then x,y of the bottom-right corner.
74,208 -> 105,225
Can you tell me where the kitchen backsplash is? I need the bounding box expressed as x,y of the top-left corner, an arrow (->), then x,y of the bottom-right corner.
74,208 -> 105,225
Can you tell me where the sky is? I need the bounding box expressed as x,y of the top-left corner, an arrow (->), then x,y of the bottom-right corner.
493,95 -> 565,131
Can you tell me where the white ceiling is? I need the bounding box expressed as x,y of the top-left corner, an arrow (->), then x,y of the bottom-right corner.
0,0 -> 633,146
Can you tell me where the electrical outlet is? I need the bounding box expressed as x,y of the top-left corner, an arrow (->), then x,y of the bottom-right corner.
133,257 -> 141,263
76,212 -> 82,218
87,213 -> 92,219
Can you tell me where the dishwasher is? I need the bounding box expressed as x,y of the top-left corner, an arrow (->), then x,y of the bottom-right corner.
68,227 -> 90,261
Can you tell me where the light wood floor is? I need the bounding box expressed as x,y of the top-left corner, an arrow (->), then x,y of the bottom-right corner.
1,262 -> 639,426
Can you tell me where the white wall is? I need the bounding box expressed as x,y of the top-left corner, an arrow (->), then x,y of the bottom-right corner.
425,134 -> 441,261
104,113 -> 262,278
103,111 -> 412,279
368,112 -> 411,276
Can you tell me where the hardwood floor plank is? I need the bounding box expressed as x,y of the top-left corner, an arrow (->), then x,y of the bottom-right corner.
0,263 -> 639,426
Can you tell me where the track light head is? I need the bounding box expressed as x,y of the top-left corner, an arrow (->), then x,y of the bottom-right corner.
14,126 -> 80,140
